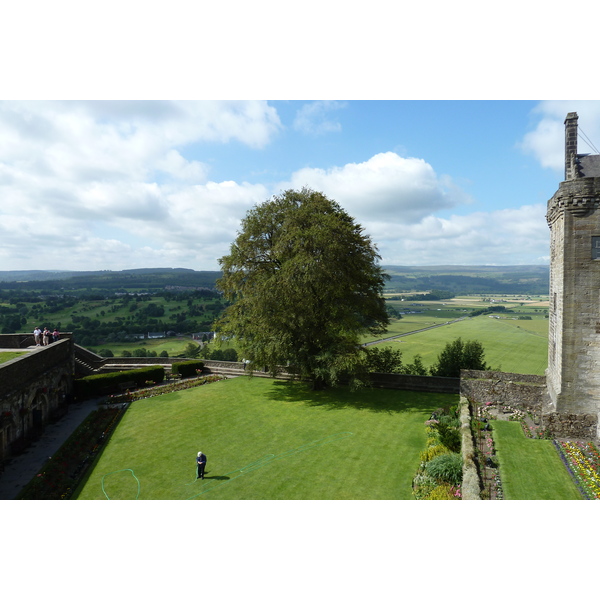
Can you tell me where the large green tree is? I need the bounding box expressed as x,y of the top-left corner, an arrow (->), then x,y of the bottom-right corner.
215,188 -> 389,389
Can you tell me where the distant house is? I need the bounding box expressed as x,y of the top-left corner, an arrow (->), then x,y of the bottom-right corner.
192,332 -> 215,342
147,332 -> 166,339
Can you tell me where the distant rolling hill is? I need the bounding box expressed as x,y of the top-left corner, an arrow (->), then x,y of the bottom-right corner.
381,265 -> 549,295
0,265 -> 550,296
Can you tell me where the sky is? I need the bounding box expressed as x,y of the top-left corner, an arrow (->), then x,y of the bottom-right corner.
3,99 -> 600,272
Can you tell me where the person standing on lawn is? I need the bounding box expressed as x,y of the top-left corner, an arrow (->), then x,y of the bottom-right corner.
196,451 -> 207,480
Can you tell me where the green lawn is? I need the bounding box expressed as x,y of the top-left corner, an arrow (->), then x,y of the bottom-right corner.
75,377 -> 452,500
0,351 -> 25,364
492,420 -> 582,499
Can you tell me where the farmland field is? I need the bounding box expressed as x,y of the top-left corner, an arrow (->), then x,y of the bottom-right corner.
371,315 -> 548,375
364,296 -> 549,376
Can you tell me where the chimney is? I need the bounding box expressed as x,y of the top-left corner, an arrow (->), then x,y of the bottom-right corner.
565,112 -> 578,180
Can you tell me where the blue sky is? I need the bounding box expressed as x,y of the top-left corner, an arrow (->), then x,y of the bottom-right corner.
3,99 -> 600,272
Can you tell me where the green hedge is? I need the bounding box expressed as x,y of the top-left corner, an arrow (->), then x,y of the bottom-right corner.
74,366 -> 165,399
171,360 -> 204,378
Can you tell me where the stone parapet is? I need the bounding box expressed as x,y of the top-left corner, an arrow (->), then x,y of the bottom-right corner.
546,177 -> 600,223
0,339 -> 74,397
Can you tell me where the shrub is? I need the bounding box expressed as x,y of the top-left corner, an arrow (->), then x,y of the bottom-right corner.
412,473 -> 438,500
425,483 -> 461,500
420,443 -> 450,463
171,360 -> 204,378
438,414 -> 460,428
424,452 -> 463,486
430,338 -> 488,378
437,421 -> 461,452
74,366 -> 165,399
425,434 -> 441,448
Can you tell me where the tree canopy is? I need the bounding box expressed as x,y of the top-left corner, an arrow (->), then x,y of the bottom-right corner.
429,338 -> 488,378
215,188 -> 389,389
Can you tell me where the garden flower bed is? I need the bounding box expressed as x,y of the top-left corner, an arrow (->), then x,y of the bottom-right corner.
412,405 -> 462,500
554,440 -> 600,499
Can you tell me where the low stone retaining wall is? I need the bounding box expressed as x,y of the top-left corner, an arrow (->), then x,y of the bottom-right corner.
369,373 -> 459,394
460,370 -> 546,415
543,412 -> 599,439
459,395 -> 480,500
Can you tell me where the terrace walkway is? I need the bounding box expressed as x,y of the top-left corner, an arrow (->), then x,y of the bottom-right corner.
0,397 -> 101,500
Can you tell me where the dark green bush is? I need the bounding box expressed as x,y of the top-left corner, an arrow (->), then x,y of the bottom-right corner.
171,360 -> 204,377
438,414 -> 461,428
436,421 -> 461,452
74,366 -> 165,399
424,452 -> 463,486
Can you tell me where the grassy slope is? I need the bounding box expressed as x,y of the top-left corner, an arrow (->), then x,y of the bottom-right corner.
492,420 -> 581,500
75,377 -> 452,500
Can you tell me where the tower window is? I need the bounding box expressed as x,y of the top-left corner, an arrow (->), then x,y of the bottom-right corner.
592,236 -> 600,259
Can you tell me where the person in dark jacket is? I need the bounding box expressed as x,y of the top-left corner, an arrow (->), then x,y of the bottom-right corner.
196,451 -> 207,479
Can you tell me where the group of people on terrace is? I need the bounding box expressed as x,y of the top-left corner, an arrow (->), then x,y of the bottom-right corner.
33,326 -> 60,347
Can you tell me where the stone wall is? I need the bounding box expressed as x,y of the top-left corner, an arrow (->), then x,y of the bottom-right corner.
543,412 -> 598,439
0,339 -> 75,460
460,370 -> 546,415
0,333 -> 35,348
460,395 -> 480,500
368,372 -> 459,394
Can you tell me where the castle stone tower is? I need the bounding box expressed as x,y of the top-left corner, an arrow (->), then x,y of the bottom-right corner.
546,112 -> 600,419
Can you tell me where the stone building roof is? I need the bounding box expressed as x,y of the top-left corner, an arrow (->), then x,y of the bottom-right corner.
577,154 -> 600,178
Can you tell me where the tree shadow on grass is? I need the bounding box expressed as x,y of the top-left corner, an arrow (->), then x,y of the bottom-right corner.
265,380 -> 457,414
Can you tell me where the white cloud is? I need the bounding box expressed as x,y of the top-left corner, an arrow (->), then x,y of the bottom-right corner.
373,204 -> 549,266
284,152 -> 468,224
0,101 -> 282,270
519,100 -> 600,172
293,101 -> 345,135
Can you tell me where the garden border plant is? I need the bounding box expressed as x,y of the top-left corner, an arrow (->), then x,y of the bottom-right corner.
554,439 -> 600,499
104,373 -> 226,404
412,403 -> 463,500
